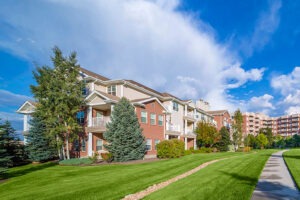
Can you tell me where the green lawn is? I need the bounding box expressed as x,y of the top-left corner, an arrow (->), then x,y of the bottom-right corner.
283,149 -> 300,189
145,150 -> 277,200
1,152 -> 244,200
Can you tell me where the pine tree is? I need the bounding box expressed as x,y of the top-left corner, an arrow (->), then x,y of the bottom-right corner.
104,97 -> 146,162
30,47 -> 85,160
0,120 -> 12,178
218,126 -> 231,151
26,116 -> 56,162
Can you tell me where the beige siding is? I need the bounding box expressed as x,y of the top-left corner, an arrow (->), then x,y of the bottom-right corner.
123,86 -> 150,100
94,84 -> 106,93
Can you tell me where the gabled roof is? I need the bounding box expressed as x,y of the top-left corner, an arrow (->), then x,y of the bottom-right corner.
80,67 -> 110,81
207,110 -> 229,116
85,90 -> 120,104
131,97 -> 169,112
125,80 -> 163,97
16,100 -> 36,114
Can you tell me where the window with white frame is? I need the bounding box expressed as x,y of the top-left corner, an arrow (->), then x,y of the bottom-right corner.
155,139 -> 160,150
96,139 -> 103,151
150,113 -> 156,125
81,139 -> 86,152
76,111 -> 85,125
107,85 -> 116,96
141,111 -> 147,123
172,101 -> 179,111
146,139 -> 152,151
158,115 -> 163,126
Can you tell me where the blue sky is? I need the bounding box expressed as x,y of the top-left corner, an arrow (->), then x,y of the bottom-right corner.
0,0 -> 300,134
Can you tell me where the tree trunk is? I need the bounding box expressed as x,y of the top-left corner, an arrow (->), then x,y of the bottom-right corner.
56,135 -> 63,160
62,145 -> 66,160
66,136 -> 70,160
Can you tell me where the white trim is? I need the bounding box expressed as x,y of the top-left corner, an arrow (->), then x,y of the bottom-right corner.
88,132 -> 93,156
16,101 -> 35,114
85,91 -> 110,102
135,97 -> 169,112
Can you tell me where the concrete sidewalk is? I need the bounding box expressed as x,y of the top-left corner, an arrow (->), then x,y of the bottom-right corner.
251,150 -> 300,200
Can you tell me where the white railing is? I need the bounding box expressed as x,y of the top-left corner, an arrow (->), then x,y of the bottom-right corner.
90,117 -> 110,127
186,113 -> 195,119
166,123 -> 181,132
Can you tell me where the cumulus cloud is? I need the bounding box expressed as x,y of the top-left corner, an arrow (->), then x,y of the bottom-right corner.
248,94 -> 275,111
0,89 -> 31,107
0,0 -> 266,111
271,67 -> 300,115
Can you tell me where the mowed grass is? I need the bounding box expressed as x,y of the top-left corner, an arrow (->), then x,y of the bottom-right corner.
145,150 -> 277,200
1,152 -> 244,200
284,149 -> 300,189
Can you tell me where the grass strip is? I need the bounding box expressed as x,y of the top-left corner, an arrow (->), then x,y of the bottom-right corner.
283,149 -> 300,189
1,152 -> 244,200
145,150 -> 276,200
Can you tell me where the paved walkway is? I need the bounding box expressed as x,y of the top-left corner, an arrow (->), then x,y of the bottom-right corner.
251,150 -> 300,200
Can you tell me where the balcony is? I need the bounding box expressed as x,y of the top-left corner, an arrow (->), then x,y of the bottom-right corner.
183,112 -> 196,122
86,117 -> 110,133
166,123 -> 181,135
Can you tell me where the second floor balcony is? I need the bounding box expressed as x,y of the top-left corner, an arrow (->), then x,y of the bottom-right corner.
166,123 -> 181,135
86,117 -> 110,133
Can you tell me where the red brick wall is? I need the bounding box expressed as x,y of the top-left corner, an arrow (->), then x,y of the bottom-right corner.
135,100 -> 165,156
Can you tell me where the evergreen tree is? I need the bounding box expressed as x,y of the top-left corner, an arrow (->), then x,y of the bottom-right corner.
31,47 -> 85,160
218,126 -> 231,151
26,116 -> 56,162
232,109 -> 243,151
195,121 -> 219,148
104,97 -> 146,162
0,120 -> 12,178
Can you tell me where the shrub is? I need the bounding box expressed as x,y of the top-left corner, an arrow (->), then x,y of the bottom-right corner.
90,152 -> 99,163
243,146 -> 251,152
101,153 -> 113,163
184,150 -> 192,156
157,139 -> 185,158
59,158 -> 93,165
200,147 -> 213,153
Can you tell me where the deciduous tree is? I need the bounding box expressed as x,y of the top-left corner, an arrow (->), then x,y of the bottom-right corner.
195,121 -> 219,148
232,109 -> 243,151
31,47 -> 85,160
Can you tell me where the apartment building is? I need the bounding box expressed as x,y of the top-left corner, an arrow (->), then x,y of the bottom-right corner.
242,112 -> 270,136
17,68 -> 215,158
242,112 -> 300,137
276,114 -> 300,137
207,110 -> 231,131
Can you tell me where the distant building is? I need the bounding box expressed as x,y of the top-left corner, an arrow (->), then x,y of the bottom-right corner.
207,110 -> 231,131
242,112 -> 300,137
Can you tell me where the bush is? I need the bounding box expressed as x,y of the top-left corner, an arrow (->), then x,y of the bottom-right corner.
243,146 -> 251,152
59,158 -> 93,166
90,152 -> 99,163
184,150 -> 192,156
101,153 -> 113,163
157,139 -> 185,158
199,147 -> 213,153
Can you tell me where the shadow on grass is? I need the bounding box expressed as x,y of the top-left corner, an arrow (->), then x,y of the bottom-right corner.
219,171 -> 258,186
283,155 -> 300,160
7,162 -> 58,178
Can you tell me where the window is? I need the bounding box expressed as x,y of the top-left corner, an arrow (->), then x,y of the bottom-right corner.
74,140 -> 79,151
158,115 -> 163,126
96,139 -> 103,151
146,139 -> 152,151
141,111 -> 147,123
82,87 -> 88,96
155,139 -> 160,150
150,113 -> 156,125
107,85 -> 116,96
172,101 -> 179,111
81,139 -> 86,152
76,111 -> 85,125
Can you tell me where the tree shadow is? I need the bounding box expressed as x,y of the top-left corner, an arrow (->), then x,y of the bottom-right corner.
251,180 -> 300,200
219,171 -> 258,186
7,161 -> 58,179
283,155 -> 300,160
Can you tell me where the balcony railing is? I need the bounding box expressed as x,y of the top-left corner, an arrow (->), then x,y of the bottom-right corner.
90,117 -> 110,128
166,123 -> 181,132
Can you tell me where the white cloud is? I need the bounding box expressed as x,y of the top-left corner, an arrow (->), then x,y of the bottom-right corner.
0,0 -> 266,111
285,106 -> 300,115
248,94 -> 274,111
240,0 -> 281,57
0,111 -> 23,122
270,67 -> 300,115
0,89 -> 31,107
